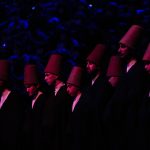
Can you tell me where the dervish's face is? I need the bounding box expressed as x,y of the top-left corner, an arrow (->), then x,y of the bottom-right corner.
25,84 -> 38,97
86,61 -> 97,74
144,63 -> 150,74
66,84 -> 79,97
44,73 -> 58,85
118,43 -> 130,58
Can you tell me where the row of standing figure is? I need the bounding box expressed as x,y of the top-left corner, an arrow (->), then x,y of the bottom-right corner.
0,24 -> 150,150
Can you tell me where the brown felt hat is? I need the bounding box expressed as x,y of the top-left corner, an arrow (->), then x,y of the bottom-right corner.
119,25 -> 144,49
143,43 -> 150,62
24,64 -> 39,85
44,54 -> 63,75
67,66 -> 83,87
87,44 -> 107,66
0,60 -> 10,81
107,56 -> 122,77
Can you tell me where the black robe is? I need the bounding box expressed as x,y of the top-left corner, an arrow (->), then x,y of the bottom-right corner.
103,62 -> 148,150
136,86 -> 150,150
41,85 -> 72,150
21,92 -> 47,150
67,74 -> 108,150
0,90 -> 25,150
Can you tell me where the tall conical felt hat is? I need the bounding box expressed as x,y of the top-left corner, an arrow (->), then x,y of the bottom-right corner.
119,25 -> 144,49
67,66 -> 83,87
44,54 -> 63,75
143,43 -> 150,62
24,64 -> 39,84
107,56 -> 122,77
87,44 -> 107,66
0,60 -> 10,81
